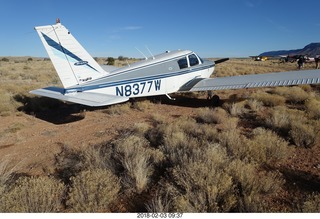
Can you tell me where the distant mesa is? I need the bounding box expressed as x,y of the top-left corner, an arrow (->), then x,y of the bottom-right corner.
260,43 -> 320,57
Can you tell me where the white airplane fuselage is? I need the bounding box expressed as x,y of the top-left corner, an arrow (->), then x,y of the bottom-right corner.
66,50 -> 215,99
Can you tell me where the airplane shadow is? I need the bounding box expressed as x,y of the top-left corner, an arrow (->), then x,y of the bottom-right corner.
14,94 -> 225,125
154,94 -> 223,108
14,94 -> 88,125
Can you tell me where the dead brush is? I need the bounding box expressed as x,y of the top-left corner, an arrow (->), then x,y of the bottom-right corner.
67,169 -> 120,212
271,86 -> 309,104
223,101 -> 247,117
227,159 -> 284,212
195,107 -> 228,124
114,135 -> 164,194
305,98 -> 320,119
131,99 -> 153,111
0,176 -> 65,212
289,120 -> 320,148
302,193 -> 320,212
169,144 -> 237,212
250,91 -> 286,107
246,99 -> 264,112
102,102 -> 131,115
247,128 -> 290,166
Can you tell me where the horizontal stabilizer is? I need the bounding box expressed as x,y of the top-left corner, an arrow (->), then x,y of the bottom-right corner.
181,69 -> 320,92
30,87 -> 129,107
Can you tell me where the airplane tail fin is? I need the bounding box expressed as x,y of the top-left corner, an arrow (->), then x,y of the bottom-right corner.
35,22 -> 107,88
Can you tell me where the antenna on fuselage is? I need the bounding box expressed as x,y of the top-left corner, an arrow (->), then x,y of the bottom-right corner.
146,46 -> 155,60
135,47 -> 148,60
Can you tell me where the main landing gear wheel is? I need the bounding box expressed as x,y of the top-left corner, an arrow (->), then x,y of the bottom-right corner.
207,91 -> 220,106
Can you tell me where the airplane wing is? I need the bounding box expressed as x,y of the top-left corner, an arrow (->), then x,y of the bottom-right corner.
30,87 -> 129,107
179,69 -> 320,92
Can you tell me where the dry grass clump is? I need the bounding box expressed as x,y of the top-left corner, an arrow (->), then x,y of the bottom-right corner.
305,98 -> 320,119
146,191 -> 172,213
0,176 -> 65,212
227,159 -> 284,212
247,128 -> 290,165
271,87 -> 309,104
146,115 -> 285,212
195,107 -> 228,124
103,102 -> 131,115
0,90 -> 16,116
265,106 -> 319,148
265,106 -> 292,133
289,120 -> 320,148
67,169 -> 120,212
246,99 -> 264,112
250,91 -> 286,107
114,135 -> 164,193
131,100 -> 153,111
223,101 -> 247,117
302,193 -> 320,212
168,144 -> 237,212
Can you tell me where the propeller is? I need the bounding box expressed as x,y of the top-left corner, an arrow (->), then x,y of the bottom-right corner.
214,58 -> 229,64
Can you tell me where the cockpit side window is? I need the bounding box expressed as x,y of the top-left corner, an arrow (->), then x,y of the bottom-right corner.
178,57 -> 188,69
188,54 -> 199,66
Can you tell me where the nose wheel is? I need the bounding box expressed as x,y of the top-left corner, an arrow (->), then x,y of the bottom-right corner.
207,91 -> 220,106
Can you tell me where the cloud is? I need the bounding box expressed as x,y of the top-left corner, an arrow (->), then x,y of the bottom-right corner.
113,26 -> 143,33
265,17 -> 290,33
108,26 -> 143,40
123,26 -> 143,31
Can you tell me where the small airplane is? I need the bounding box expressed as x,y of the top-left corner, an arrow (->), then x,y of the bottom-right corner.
30,20 -> 320,107
250,56 -> 268,61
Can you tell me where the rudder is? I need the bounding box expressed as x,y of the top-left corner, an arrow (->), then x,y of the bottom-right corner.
35,21 -> 107,88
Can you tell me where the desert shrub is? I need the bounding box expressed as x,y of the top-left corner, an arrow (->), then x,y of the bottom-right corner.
130,122 -> 151,137
265,106 -> 307,134
102,102 -> 131,115
170,144 -> 237,212
302,193 -> 320,212
247,128 -> 290,165
227,159 -> 284,212
251,92 -> 286,107
305,98 -> 320,119
224,101 -> 247,117
0,176 -> 65,212
265,106 -> 291,134
131,100 -> 153,111
195,107 -> 228,124
246,99 -> 263,112
218,128 -> 248,160
67,169 -> 120,212
0,159 -> 17,195
146,191 -> 172,213
149,113 -> 166,126
0,90 -> 16,116
107,57 -> 115,65
55,146 -> 84,183
271,87 -> 309,104
114,135 -> 164,193
289,121 -> 319,148
81,144 -> 115,172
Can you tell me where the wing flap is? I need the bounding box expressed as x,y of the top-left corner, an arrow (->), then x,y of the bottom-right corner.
184,70 -> 320,92
30,87 -> 129,107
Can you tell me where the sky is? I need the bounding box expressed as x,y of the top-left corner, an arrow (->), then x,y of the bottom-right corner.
1,0 -> 320,58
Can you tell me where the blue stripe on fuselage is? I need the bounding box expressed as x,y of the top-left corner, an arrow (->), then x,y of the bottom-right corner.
65,64 -> 214,93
